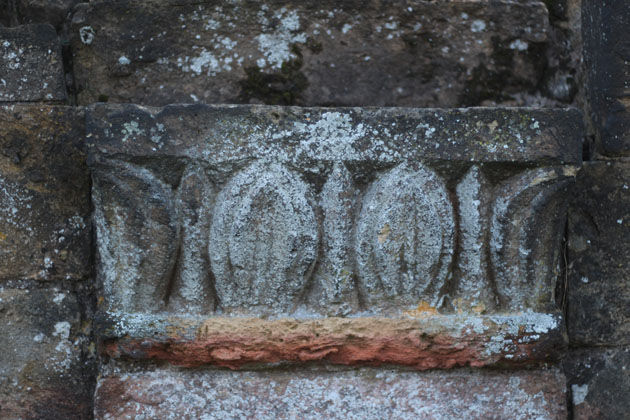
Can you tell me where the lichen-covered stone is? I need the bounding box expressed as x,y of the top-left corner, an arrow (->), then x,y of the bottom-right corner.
0,24 -> 67,102
94,367 -> 567,420
567,162 -> 630,346
71,0 -> 555,107
0,105 -> 90,282
0,285 -> 93,420
87,104 -> 581,317
563,347 -> 630,420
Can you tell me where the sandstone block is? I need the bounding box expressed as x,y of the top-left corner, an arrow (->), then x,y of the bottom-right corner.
0,24 -> 66,103
0,105 -> 90,282
567,162 -> 630,346
71,0 -> 552,107
88,104 -> 579,369
0,286 -> 92,419
95,367 -> 567,420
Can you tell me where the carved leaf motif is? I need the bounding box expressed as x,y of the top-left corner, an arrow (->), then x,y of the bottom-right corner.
92,160 -> 179,313
355,163 -> 454,307
209,162 -> 319,313
168,164 -> 216,314
454,166 -> 496,312
310,163 -> 359,313
490,167 -> 575,311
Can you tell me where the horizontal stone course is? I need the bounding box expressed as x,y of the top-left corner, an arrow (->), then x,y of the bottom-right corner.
95,367 -> 568,420
71,0 -> 553,107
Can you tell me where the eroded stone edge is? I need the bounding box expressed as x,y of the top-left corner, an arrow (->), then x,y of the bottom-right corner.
100,312 -> 566,370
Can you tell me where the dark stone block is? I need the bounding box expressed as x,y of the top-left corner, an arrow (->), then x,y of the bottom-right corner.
583,0 -> 630,156
567,162 -> 630,346
563,347 -> 630,420
71,0 -> 553,107
0,24 -> 67,102
0,105 -> 90,282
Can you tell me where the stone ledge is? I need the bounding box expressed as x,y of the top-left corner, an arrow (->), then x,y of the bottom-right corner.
87,104 -> 583,164
101,312 -> 566,370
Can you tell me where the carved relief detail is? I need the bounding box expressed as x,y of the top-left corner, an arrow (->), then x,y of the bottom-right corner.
490,167 -> 575,311
355,163 -> 454,308
209,162 -> 319,313
92,158 -> 574,315
93,160 -> 179,313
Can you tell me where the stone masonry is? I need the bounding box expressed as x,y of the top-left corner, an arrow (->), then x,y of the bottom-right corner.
0,0 -> 628,419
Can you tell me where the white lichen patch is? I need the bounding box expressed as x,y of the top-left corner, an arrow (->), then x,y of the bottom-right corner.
572,384 -> 588,405
509,39 -> 529,51
255,8 -> 307,69
79,26 -> 95,45
121,121 -> 145,142
470,20 -> 486,32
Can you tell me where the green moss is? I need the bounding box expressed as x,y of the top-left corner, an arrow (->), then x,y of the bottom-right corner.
239,44 -> 308,105
97,94 -> 109,102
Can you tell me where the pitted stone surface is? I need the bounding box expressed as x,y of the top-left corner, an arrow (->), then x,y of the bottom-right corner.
0,24 -> 66,102
88,104 -> 580,317
0,105 -> 90,282
94,367 -> 567,420
71,0 -> 555,107
0,286 -> 93,420
567,162 -> 630,346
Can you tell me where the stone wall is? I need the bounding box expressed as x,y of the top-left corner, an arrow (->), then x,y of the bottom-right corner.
0,1 -> 628,419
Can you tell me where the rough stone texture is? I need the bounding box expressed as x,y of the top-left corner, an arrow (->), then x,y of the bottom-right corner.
0,24 -> 67,102
70,0 -> 562,107
0,105 -> 90,282
94,367 -> 567,420
567,162 -> 630,346
583,0 -> 630,157
102,312 -> 566,370
0,285 -> 93,419
563,347 -> 630,420
13,0 -> 82,30
87,104 -> 581,319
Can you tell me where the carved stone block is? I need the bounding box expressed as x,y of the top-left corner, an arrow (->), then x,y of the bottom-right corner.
88,104 -> 581,368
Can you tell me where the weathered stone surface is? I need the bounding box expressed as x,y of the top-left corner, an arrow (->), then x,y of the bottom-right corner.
563,347 -> 630,420
0,105 -> 90,282
102,312 -> 566,369
95,367 -> 567,420
583,0 -> 630,157
0,285 -> 93,419
567,162 -> 630,346
88,104 -> 581,317
0,24 -> 67,102
15,0 -> 82,29
71,0 -> 556,107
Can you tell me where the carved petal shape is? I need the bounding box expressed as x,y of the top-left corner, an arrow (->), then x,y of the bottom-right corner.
92,160 -> 179,313
169,164 -> 216,314
209,162 -> 319,313
490,167 -> 576,311
355,163 -> 454,307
